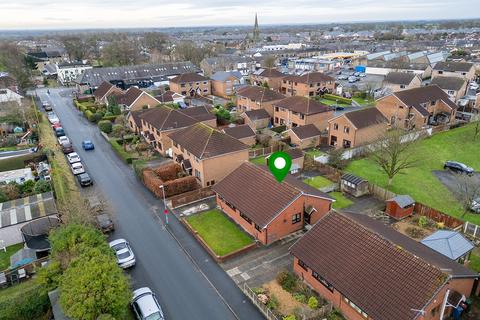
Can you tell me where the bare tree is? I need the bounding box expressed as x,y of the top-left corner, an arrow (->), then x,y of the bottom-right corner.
60,36 -> 92,61
369,129 -> 419,188
455,175 -> 480,218
102,38 -> 143,66
263,55 -> 276,68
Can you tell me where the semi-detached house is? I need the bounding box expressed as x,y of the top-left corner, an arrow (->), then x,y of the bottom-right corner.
212,162 -> 334,245
168,123 -> 249,188
273,96 -> 333,131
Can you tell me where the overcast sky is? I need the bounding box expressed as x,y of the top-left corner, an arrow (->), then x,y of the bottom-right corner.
0,0 -> 477,30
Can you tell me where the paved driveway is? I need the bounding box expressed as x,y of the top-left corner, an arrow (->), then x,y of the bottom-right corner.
36,88 -> 263,320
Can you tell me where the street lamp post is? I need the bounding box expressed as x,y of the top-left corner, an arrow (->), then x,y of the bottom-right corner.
159,185 -> 168,225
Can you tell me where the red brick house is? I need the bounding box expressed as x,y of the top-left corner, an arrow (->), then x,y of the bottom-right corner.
109,86 -> 161,111
222,124 -> 256,146
280,72 -> 335,97
250,68 -> 286,91
236,85 -> 285,117
286,124 -> 322,149
290,212 -> 479,320
212,162 -> 334,245
93,81 -> 122,104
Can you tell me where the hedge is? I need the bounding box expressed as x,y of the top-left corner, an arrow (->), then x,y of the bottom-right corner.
102,115 -> 118,122
109,139 -> 137,164
84,110 -> 94,122
98,120 -> 113,134
323,93 -> 352,104
0,282 -> 50,320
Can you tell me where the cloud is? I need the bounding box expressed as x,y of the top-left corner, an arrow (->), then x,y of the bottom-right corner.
0,0 -> 476,29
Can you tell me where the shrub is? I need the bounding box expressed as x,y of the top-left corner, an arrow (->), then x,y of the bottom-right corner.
308,296 -> 319,309
164,176 -> 198,197
109,139 -> 136,164
327,310 -> 346,320
328,148 -> 349,170
0,189 -> 8,203
112,124 -> 125,138
98,120 -> 113,134
266,294 -> 279,310
0,281 -> 50,320
111,105 -> 122,115
34,179 -> 52,194
104,111 -> 114,117
2,183 -> 20,200
92,112 -> 104,123
84,110 -> 94,122
102,115 -> 118,122
20,179 -> 35,195
418,216 -> 428,228
154,163 -> 181,181
252,287 -> 266,295
283,316 -> 296,320
293,293 -> 307,303
405,226 -> 426,239
276,270 -> 298,292
132,160 -> 147,181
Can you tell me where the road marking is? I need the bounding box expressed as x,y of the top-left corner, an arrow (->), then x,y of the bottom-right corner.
10,209 -> 17,225
240,272 -> 250,281
226,267 -> 241,277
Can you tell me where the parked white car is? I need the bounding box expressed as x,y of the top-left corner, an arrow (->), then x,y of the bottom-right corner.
66,152 -> 81,164
131,287 -> 164,320
70,162 -> 85,175
469,82 -> 479,90
48,114 -> 60,124
110,239 -> 136,269
58,136 -> 70,145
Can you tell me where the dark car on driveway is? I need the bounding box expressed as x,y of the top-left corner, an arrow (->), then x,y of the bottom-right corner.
76,172 -> 93,187
444,161 -> 474,176
61,141 -> 74,154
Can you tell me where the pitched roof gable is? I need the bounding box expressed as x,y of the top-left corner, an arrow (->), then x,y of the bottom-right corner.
275,96 -> 331,115
212,162 -> 332,228
243,109 -> 271,120
290,212 -> 451,320
170,73 -> 208,84
290,124 -> 321,140
140,106 -> 198,131
237,85 -> 285,102
433,61 -> 474,72
340,107 -> 388,129
384,72 -> 418,85
431,76 -> 466,91
392,85 -> 457,114
93,81 -> 115,100
168,123 -> 248,159
222,124 -> 256,139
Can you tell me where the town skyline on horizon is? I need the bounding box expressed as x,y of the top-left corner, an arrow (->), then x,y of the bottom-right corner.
1,0 -> 479,30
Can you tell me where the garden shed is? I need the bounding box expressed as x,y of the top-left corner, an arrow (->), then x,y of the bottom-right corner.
421,230 -> 474,264
386,195 -> 415,220
340,173 -> 368,197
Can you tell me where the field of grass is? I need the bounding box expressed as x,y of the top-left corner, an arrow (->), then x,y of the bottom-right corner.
0,243 -> 24,271
346,123 -> 480,224
331,192 -> 354,209
250,156 -> 266,165
0,279 -> 39,300
303,176 -> 333,189
185,209 -> 254,256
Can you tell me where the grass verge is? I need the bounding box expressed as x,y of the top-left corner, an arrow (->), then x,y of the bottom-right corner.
250,156 -> 266,166
185,209 -> 254,256
109,139 -> 137,164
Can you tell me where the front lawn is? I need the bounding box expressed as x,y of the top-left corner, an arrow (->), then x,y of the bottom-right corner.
185,209 -> 254,256
0,243 -> 24,270
303,176 -> 333,189
471,253 -> 480,273
330,192 -> 354,209
250,156 -> 266,165
346,123 -> 480,224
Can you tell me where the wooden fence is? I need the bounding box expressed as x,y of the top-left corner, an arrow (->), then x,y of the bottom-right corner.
168,187 -> 216,208
464,222 -> 480,241
414,203 -> 464,229
249,145 -> 280,159
241,283 -> 281,320
1,256 -> 49,289
367,183 -> 397,201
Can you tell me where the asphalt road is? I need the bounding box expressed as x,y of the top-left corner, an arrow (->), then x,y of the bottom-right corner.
37,87 -> 264,320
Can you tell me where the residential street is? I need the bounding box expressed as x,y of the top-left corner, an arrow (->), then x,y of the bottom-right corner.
37,87 -> 264,320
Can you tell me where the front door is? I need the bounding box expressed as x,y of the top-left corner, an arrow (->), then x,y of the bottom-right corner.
304,212 -> 311,224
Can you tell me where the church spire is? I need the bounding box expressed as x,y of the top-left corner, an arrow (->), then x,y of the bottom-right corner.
253,13 -> 260,42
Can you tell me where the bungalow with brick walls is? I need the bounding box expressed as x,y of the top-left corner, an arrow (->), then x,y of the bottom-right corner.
376,85 -> 458,130
241,109 -> 271,130
273,96 -> 333,131
431,76 -> 468,102
127,109 -> 150,134
236,85 -> 285,117
168,123 -> 249,187
138,106 -> 212,156
280,72 -> 335,97
328,107 -> 388,149
383,71 -> 421,92
212,162 -> 334,245
290,211 -> 479,320
93,81 -> 122,104
169,73 -> 211,97
222,124 -> 256,146
432,61 -> 475,81
109,86 -> 161,111
286,124 -> 321,149
250,68 -> 285,91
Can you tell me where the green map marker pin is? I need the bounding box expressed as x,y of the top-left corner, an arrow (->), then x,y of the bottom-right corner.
268,151 -> 292,183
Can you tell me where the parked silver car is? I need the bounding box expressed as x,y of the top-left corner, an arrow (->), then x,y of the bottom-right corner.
109,238 -> 136,269
471,198 -> 480,213
131,287 -> 164,320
